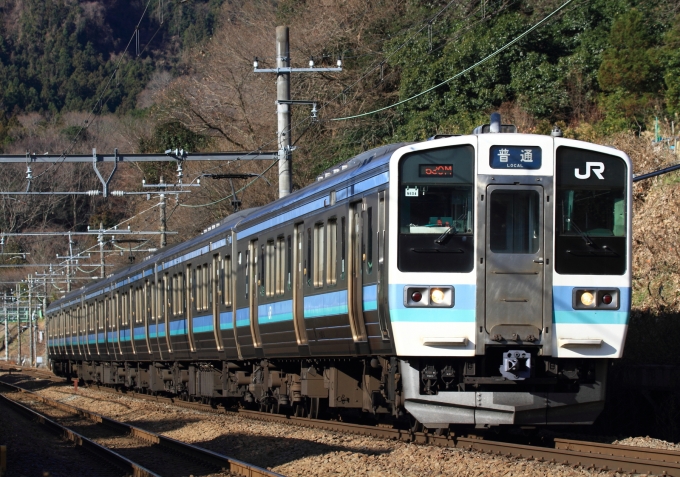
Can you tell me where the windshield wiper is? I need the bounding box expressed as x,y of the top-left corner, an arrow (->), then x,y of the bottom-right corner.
435,211 -> 469,245
567,219 -> 596,247
435,226 -> 457,244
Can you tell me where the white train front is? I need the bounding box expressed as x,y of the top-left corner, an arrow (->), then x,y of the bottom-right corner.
47,115 -> 632,428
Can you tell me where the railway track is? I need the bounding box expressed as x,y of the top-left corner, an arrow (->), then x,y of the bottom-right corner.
91,384 -> 680,476
0,380 -> 283,477
4,367 -> 680,476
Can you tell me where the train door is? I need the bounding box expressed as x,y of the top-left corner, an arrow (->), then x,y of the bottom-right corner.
292,223 -> 308,345
348,201 -> 367,342
377,191 -> 390,340
484,185 -> 544,340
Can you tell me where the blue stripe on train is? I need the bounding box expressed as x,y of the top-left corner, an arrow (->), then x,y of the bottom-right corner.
388,284 -> 476,322
192,314 -> 213,334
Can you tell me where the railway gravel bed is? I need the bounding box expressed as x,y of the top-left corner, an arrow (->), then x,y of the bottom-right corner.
0,388 -> 124,477
3,389 -> 234,477
0,372 -> 653,477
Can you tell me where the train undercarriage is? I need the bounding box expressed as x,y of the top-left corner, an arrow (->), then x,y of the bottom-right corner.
52,354 -> 608,427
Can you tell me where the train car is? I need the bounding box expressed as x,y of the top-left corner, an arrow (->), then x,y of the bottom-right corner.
46,114 -> 632,427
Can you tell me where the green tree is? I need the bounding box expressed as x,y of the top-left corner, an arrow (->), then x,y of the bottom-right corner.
597,9 -> 663,128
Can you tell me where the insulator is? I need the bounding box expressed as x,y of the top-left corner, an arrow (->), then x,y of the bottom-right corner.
111,191 -> 124,196
86,190 -> 101,196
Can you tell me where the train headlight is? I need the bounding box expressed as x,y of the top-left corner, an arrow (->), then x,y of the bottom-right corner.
430,288 -> 445,304
404,286 -> 453,307
572,288 -> 620,310
580,291 -> 595,306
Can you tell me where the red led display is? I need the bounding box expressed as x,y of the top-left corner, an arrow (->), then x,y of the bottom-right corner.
419,164 -> 453,177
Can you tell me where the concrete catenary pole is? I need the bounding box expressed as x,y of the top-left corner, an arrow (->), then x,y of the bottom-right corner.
16,283 -> 20,365
28,276 -> 33,367
4,292 -> 7,361
99,222 -> 105,279
160,177 -> 167,248
276,26 -> 291,198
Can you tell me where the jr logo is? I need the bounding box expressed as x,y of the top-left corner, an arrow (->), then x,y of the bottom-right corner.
574,162 -> 605,180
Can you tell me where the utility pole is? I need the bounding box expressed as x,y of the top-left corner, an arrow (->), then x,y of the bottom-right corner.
160,177 -> 167,248
254,26 -> 342,199
67,232 -> 73,292
99,223 -> 105,279
28,276 -> 33,367
3,292 -> 7,361
276,26 -> 292,198
16,283 -> 20,365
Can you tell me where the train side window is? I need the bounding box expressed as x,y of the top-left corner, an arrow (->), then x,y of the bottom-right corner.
172,275 -> 178,315
194,266 -> 200,310
306,227 -> 312,286
366,207 -> 373,274
247,250 -> 250,298
286,235 -> 292,291
276,237 -> 285,296
261,244 -> 267,296
178,273 -> 185,314
203,263 -> 209,310
223,256 -> 232,306
266,241 -> 275,297
340,217 -> 346,280
314,223 -> 324,288
326,219 -> 337,285
208,261 -> 213,308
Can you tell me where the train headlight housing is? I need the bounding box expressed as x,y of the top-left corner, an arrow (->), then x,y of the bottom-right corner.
572,288 -> 620,310
405,286 -> 454,307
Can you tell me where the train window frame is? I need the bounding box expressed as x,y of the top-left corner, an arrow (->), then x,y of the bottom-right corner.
276,236 -> 285,296
340,217 -> 346,280
286,235 -> 292,291
223,255 -> 232,306
314,222 -> 324,288
306,227 -> 312,286
397,144 -> 475,273
366,207 -> 373,275
202,263 -> 209,310
326,219 -> 337,286
266,240 -> 276,297
554,146 -> 627,275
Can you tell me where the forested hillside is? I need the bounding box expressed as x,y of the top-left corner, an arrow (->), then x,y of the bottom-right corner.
0,0 -> 679,325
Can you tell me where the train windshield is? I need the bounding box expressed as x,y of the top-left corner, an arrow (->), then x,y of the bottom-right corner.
555,147 -> 627,275
398,145 -> 475,272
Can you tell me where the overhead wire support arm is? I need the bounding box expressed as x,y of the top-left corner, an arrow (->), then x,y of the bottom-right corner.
0,150 -> 279,164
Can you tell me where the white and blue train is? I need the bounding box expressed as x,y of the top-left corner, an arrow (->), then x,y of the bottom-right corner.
46,114 -> 631,427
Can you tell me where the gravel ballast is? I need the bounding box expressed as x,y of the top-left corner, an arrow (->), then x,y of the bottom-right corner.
14,379 -> 674,477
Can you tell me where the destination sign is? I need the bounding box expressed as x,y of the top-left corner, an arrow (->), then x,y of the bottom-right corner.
419,164 -> 453,177
490,146 -> 542,170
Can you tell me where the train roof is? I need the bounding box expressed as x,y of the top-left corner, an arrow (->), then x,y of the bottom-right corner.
46,142 -> 409,312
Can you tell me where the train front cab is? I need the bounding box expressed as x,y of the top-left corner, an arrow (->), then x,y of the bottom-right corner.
389,130 -> 631,427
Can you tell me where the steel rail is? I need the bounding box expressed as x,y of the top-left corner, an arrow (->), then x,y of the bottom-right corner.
0,380 -> 284,477
0,390 -> 160,477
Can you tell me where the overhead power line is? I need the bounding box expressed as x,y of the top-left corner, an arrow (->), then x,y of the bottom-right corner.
330,0 -> 576,122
